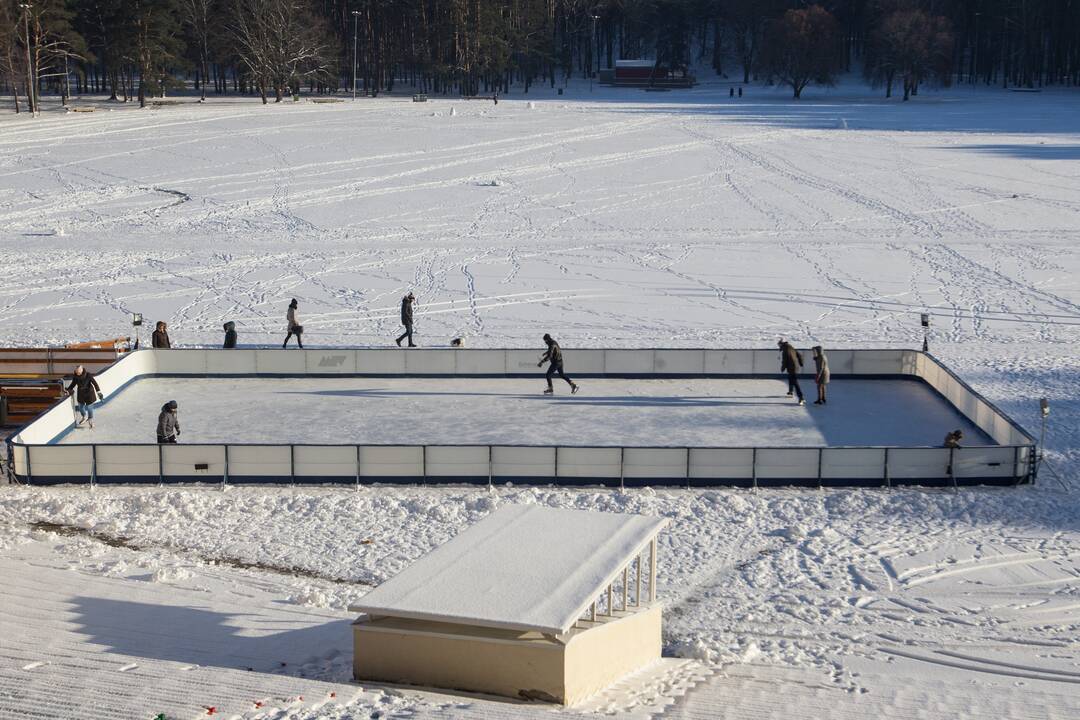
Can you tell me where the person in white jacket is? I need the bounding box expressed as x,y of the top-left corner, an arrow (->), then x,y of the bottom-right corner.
283,298 -> 303,349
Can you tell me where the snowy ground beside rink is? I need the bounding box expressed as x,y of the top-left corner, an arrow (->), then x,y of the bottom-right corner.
1,82 -> 1079,718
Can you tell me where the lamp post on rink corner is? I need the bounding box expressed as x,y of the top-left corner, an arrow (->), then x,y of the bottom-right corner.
1036,399 -> 1068,490
131,312 -> 143,350
920,313 -> 930,352
352,10 -> 361,100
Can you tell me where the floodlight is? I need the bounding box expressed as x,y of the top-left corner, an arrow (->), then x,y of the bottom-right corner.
920,313 -> 930,328
131,312 -> 143,327
1041,398 -> 1049,418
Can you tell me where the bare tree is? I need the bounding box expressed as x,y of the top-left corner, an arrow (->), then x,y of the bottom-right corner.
232,0 -> 334,104
869,8 -> 953,100
181,0 -> 213,100
759,5 -> 842,99
0,2 -> 24,113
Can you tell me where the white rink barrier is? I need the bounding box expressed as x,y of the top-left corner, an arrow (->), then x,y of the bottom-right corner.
8,348 -> 1036,487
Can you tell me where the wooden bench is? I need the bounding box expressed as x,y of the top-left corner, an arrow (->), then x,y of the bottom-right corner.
0,382 -> 66,427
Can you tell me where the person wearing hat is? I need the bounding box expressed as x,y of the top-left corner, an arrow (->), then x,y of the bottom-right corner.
778,339 -> 805,406
283,299 -> 303,349
223,321 -> 237,349
157,400 -> 180,443
396,292 -> 417,347
151,321 -> 171,348
812,345 -> 830,405
66,365 -> 103,428
538,333 -> 579,395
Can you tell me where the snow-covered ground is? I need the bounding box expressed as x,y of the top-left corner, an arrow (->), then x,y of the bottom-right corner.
55,376 -> 987,446
2,83 -> 1079,718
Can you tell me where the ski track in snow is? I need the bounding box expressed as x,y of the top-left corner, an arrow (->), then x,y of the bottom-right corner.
1,85 -> 1079,719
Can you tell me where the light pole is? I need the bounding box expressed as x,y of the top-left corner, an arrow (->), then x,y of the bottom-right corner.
590,14 -> 600,92
19,3 -> 35,115
63,50 -> 69,106
352,10 -> 361,100
972,12 -> 981,84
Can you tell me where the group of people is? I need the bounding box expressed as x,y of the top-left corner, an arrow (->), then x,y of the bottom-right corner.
87,301 -> 961,448
777,339 -> 830,407
151,320 -> 236,349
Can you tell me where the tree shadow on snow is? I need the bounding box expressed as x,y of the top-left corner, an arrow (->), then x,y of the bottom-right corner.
70,597 -> 349,673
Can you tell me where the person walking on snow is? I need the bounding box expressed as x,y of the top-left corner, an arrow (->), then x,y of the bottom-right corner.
66,365 -> 103,428
223,321 -> 237,348
283,299 -> 303,349
812,345 -> 830,405
157,400 -> 180,443
538,333 -> 579,395
396,292 -> 416,347
778,339 -> 805,405
151,321 -> 171,348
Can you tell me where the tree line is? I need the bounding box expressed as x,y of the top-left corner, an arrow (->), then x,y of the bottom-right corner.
2,0 -> 1078,113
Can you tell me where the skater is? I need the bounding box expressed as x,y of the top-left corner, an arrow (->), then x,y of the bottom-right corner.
223,321 -> 237,349
493,91 -> 499,105
738,86 -> 743,97
151,321 -> 171,348
729,87 -> 734,98
943,429 -> 963,448
395,292 -> 416,347
778,339 -> 805,405
66,365 -> 103,428
157,400 -> 180,443
283,299 -> 303,349
812,345 -> 830,405
537,333 -> 578,395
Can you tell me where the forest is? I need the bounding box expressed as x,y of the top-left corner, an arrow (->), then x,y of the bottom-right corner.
1,0 -> 1078,113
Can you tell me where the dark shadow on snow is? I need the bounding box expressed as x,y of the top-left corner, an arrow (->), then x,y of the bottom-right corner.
71,596 -> 350,673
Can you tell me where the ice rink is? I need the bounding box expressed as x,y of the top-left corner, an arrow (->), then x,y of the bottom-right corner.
58,376 -> 990,446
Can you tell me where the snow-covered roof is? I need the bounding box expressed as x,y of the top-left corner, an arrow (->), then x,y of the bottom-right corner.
352,505 -> 668,635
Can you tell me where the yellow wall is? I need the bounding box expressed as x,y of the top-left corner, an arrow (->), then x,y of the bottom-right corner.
352,606 -> 663,705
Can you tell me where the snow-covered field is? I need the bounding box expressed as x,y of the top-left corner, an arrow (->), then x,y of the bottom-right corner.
2,83 -> 1079,719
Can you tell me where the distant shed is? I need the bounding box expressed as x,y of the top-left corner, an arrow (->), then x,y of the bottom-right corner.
350,504 -> 668,705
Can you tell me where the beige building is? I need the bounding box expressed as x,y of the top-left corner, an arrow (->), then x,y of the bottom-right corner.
350,504 -> 668,705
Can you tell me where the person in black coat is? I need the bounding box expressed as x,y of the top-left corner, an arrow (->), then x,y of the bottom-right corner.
283,299 -> 303,348
151,321 -> 171,348
157,400 -> 180,443
538,333 -> 579,395
223,321 -> 237,349
395,292 -> 416,347
778,339 -> 805,405
66,365 -> 103,428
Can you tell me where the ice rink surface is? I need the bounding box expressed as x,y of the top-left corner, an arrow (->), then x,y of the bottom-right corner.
58,376 -> 989,446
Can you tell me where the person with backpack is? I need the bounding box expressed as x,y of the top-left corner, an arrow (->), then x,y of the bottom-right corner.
157,400 -> 180,443
778,339 -> 805,406
151,321 -> 171,348
66,365 -> 103,428
223,321 -> 237,348
395,292 -> 417,347
283,299 -> 303,349
812,345 -> 830,405
537,333 -> 579,395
